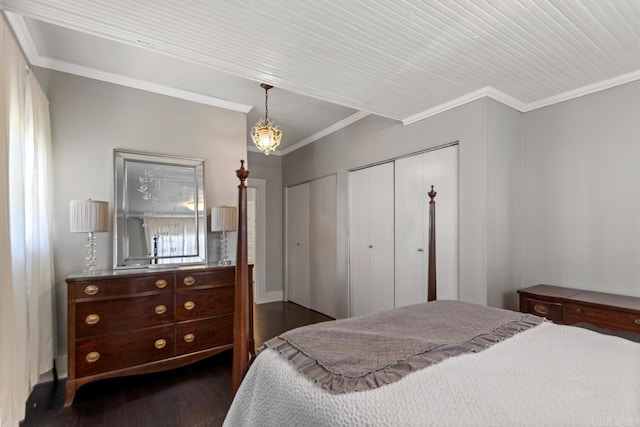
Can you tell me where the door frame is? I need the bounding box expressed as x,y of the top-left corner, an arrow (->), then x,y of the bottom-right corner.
247,178 -> 269,304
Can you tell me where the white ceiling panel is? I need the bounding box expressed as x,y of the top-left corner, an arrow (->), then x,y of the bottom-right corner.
2,0 -> 640,152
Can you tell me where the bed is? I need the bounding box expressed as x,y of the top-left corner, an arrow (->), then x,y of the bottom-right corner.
225,161 -> 640,426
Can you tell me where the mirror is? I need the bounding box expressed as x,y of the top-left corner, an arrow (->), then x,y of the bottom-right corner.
114,149 -> 207,268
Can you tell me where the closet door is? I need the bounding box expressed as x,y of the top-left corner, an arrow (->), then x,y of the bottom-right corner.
309,175 -> 338,318
349,168 -> 371,317
394,154 -> 427,307
286,182 -> 310,307
349,163 -> 394,317
395,145 -> 459,307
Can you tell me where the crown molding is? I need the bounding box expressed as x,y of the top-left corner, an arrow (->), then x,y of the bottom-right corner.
35,56 -> 253,112
4,12 -> 253,114
402,87 -> 527,126
280,111 -> 370,156
3,11 -> 39,63
522,69 -> 640,112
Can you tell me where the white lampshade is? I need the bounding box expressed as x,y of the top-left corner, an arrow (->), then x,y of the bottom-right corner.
211,206 -> 237,232
70,200 -> 109,233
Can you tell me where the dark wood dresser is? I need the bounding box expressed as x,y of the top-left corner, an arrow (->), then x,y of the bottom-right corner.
518,284 -> 640,334
65,265 -> 252,406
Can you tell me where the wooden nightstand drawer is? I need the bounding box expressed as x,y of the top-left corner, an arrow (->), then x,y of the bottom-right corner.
175,315 -> 234,356
565,303 -> 640,333
522,298 -> 563,322
71,274 -> 173,300
75,325 -> 175,377
75,293 -> 174,338
176,268 -> 234,289
176,285 -> 234,321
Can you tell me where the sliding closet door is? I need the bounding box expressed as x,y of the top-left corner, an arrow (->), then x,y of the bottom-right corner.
309,175 -> 338,318
349,168 -> 372,317
286,182 -> 310,307
349,162 -> 394,317
394,154 -> 427,307
395,145 -> 459,307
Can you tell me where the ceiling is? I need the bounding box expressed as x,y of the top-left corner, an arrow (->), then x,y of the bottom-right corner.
2,1 -> 640,154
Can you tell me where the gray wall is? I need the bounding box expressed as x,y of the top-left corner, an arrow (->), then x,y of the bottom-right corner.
486,99 -> 524,310
247,151 -> 284,293
523,80 -> 640,298
282,99 -> 521,318
35,68 -> 247,366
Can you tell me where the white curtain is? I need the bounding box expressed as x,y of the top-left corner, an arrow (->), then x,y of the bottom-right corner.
0,16 -> 55,427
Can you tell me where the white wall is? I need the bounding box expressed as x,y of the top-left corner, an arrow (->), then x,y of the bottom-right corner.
34,68 -> 247,366
282,99 -> 513,318
247,151 -> 284,295
523,80 -> 640,298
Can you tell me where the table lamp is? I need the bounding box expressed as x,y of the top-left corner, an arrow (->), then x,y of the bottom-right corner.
70,199 -> 109,275
211,206 -> 237,266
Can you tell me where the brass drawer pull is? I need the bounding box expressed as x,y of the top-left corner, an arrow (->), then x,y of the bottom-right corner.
154,339 -> 167,349
84,285 -> 99,295
155,279 -> 168,289
85,314 -> 100,325
635,318 -> 640,326
183,276 -> 195,286
155,305 -> 167,315
184,333 -> 195,343
533,304 -> 548,315
86,352 -> 100,363
575,307 -> 583,315
184,301 -> 195,310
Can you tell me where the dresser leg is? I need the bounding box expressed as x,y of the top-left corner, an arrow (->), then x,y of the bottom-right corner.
64,380 -> 77,407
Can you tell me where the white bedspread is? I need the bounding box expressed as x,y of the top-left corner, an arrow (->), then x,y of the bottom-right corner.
224,322 -> 640,427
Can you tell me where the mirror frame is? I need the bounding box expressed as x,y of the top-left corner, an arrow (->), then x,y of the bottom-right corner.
113,149 -> 207,269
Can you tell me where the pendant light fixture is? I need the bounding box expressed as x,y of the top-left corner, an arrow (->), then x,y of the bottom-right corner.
251,83 -> 282,155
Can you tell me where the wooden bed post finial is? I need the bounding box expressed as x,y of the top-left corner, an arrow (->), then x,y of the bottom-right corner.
236,160 -> 249,185
428,185 -> 437,203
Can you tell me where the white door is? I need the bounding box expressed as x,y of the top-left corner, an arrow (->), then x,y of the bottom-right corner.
349,163 -> 395,316
286,182 -> 310,307
395,145 -> 459,307
309,175 -> 338,318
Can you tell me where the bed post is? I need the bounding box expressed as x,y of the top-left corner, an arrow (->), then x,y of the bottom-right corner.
232,160 -> 250,397
427,185 -> 437,301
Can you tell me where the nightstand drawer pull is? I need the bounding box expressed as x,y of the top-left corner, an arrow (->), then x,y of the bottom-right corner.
155,305 -> 167,315
635,318 -> 640,326
84,285 -> 99,295
154,339 -> 167,349
184,301 -> 195,310
155,279 -> 168,289
183,276 -> 195,286
533,304 -> 548,315
85,314 -> 100,325
575,307 -> 583,314
184,333 -> 195,343
86,352 -> 100,363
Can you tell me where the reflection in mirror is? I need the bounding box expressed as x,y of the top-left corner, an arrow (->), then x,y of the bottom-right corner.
114,150 -> 206,268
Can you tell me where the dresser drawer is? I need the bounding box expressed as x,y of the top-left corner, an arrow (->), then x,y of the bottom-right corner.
176,268 -> 234,289
175,314 -> 234,356
75,293 -> 174,338
521,297 -> 563,322
176,285 -> 234,321
70,274 -> 173,300
75,325 -> 174,377
564,303 -> 640,333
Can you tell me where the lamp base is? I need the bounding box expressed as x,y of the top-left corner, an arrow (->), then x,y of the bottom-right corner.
82,231 -> 102,276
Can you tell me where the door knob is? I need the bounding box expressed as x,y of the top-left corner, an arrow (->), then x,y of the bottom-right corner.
417,248 -> 424,252
368,245 -> 373,249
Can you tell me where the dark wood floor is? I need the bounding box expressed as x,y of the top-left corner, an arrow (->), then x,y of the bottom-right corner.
21,302 -> 333,427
